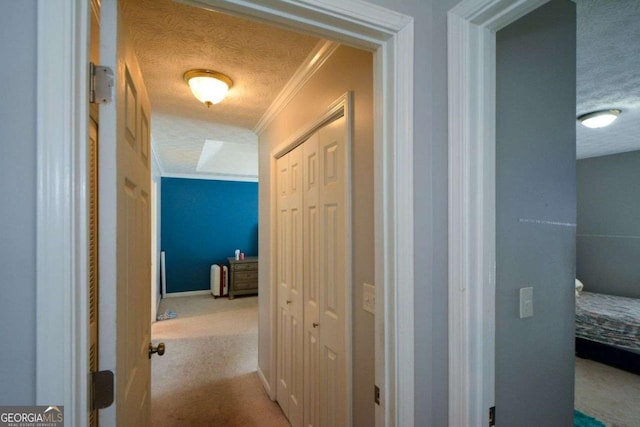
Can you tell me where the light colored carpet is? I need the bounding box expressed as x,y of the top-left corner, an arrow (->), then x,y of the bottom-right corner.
151,294 -> 290,427
575,357 -> 640,427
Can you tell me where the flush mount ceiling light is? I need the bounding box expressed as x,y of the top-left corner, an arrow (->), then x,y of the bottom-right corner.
577,109 -> 621,129
183,69 -> 233,108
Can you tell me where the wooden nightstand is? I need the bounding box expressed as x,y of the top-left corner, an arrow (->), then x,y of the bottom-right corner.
227,256 -> 258,299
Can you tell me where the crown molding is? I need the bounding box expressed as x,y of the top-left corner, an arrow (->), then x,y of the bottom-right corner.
254,39 -> 339,135
90,0 -> 101,23
161,172 -> 258,182
150,140 -> 165,175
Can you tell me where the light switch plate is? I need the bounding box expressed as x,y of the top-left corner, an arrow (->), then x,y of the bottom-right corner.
519,287 -> 534,318
363,283 -> 375,314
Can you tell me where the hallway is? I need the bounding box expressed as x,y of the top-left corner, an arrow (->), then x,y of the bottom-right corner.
151,295 -> 289,426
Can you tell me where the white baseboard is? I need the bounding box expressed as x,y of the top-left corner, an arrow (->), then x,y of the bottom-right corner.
257,365 -> 274,401
151,295 -> 161,324
164,290 -> 211,298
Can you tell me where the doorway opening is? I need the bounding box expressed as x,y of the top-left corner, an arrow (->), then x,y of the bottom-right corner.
573,2 -> 640,425
36,0 -> 414,424
114,0 -> 375,425
449,0 -> 640,425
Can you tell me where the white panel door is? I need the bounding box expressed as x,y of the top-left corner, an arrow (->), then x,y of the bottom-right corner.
113,2 -> 153,425
288,145 -> 305,427
318,116 -> 349,427
277,113 -> 349,427
276,154 -> 291,416
276,145 -> 305,426
303,133 -> 321,427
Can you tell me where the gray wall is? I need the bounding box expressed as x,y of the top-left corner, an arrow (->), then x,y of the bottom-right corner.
366,0 -> 452,423
0,0 -> 37,405
495,1 -> 576,425
577,150 -> 640,298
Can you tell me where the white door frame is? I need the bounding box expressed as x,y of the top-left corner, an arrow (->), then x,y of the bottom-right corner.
36,0 -> 414,426
447,0 -> 550,426
36,0 -> 90,425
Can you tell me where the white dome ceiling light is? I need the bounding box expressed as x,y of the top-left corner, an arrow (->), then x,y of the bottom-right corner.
184,69 -> 233,107
577,109 -> 621,129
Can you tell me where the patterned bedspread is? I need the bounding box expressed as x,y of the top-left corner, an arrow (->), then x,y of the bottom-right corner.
576,292 -> 640,352
576,291 -> 640,353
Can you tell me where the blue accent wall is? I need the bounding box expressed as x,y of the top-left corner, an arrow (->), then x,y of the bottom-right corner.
161,178 -> 258,293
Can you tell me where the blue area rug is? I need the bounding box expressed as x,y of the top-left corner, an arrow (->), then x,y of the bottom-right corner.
156,310 -> 177,321
574,410 -> 606,427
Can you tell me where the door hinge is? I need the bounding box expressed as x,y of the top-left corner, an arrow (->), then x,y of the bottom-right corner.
374,385 -> 380,405
89,62 -> 114,104
489,406 -> 496,426
91,370 -> 114,410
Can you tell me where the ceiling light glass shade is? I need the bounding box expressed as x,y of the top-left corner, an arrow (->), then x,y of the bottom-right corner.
184,69 -> 233,107
577,109 -> 621,129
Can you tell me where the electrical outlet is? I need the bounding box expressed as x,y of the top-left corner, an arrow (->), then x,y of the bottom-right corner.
363,283 -> 375,314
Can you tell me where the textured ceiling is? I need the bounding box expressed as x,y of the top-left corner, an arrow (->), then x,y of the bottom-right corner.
577,0 -> 640,159
122,0 -> 320,178
124,0 -> 640,173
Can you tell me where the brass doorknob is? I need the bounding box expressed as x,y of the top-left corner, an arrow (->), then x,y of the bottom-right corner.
312,323 -> 319,328
286,300 -> 292,304
148,342 -> 165,359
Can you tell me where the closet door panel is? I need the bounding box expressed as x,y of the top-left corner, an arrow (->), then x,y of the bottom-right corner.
277,113 -> 349,427
276,154 -> 291,416
303,133 -> 321,427
288,146 -> 304,427
318,116 -> 349,427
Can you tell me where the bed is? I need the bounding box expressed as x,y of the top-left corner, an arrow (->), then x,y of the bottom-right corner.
575,291 -> 640,374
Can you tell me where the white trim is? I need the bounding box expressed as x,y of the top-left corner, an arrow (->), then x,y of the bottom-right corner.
272,93 -> 349,159
392,23 -> 415,426
373,46 -> 385,427
161,251 -> 167,298
160,172 -> 259,182
268,144 -> 278,402
254,40 -> 340,135
178,0 -> 410,47
164,290 -> 213,298
151,141 -> 165,176
344,94 -> 354,427
97,1 -> 118,423
36,0 -> 89,425
447,1 -> 549,426
151,157 -> 162,324
256,366 -> 273,400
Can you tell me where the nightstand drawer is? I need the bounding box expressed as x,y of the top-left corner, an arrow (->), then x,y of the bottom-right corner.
234,270 -> 258,282
234,280 -> 258,290
232,262 -> 258,272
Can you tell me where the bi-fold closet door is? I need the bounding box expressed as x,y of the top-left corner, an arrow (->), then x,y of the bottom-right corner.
276,114 -> 349,427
